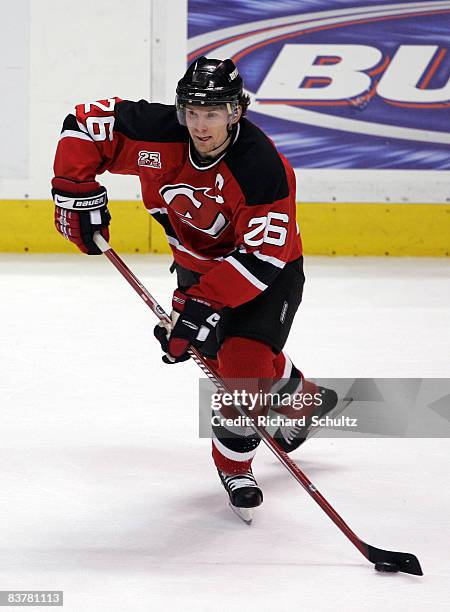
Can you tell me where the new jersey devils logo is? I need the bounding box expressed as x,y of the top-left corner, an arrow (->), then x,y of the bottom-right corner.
159,180 -> 229,238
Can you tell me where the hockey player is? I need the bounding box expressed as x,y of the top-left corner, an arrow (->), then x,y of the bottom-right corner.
52,57 -> 337,522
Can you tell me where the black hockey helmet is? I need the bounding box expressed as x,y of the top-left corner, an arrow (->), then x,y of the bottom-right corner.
176,57 -> 244,127
176,56 -> 243,105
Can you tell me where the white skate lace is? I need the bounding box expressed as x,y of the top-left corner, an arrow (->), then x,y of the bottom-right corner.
222,471 -> 257,491
279,422 -> 308,444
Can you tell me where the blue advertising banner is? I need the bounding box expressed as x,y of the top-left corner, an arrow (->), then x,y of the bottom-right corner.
188,0 -> 450,169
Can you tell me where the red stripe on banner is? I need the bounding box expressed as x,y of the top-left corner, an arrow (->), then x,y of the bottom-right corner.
301,77 -> 333,89
256,80 -> 378,107
368,54 -> 391,77
316,56 -> 341,65
231,10 -> 450,64
419,48 -> 447,89
188,18 -> 318,62
383,100 -> 450,109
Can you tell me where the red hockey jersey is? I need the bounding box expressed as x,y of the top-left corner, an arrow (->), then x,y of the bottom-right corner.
53,97 -> 302,309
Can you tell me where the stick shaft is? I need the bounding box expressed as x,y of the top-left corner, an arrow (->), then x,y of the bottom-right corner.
94,233 -> 369,560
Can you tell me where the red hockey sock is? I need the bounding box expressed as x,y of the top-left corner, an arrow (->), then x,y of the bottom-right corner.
212,337 -> 276,474
218,336 -> 276,412
273,350 -> 288,381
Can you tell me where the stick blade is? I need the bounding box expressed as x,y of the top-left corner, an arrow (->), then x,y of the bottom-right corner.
367,544 -> 423,576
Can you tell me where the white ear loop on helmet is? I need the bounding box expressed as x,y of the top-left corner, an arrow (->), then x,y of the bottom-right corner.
226,102 -> 240,125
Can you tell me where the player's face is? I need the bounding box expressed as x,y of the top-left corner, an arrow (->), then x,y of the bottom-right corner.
185,105 -> 235,158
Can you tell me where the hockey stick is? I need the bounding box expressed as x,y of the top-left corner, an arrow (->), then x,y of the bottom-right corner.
93,232 -> 423,576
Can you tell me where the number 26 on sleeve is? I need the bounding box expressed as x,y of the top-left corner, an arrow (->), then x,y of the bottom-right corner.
243,212 -> 288,247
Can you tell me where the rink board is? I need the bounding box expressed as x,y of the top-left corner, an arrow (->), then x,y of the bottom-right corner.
0,199 -> 449,256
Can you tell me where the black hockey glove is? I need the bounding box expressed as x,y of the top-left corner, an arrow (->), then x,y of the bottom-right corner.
52,177 -> 111,255
154,290 -> 221,364
154,317 -> 191,364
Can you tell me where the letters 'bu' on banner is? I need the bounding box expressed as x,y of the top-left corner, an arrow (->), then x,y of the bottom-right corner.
188,0 -> 450,169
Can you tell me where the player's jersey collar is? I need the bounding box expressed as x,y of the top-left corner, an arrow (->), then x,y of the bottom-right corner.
188,123 -> 241,171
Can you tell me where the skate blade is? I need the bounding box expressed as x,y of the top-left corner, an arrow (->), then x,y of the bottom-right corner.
228,503 -> 253,525
307,397 -> 354,439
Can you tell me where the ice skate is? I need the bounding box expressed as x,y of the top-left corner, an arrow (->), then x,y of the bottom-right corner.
273,385 -> 339,453
218,468 -> 263,525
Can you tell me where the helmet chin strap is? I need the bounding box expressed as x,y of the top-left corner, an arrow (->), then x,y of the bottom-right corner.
196,121 -> 236,160
206,134 -> 231,156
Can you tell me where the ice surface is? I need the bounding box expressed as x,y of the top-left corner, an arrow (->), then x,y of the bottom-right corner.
0,254 -> 449,611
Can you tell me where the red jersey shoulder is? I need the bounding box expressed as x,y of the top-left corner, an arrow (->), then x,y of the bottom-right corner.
75,97 -> 122,120
73,97 -> 188,145
74,97 -> 122,142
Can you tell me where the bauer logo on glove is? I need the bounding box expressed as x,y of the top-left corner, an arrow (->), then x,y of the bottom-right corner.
52,177 -> 111,255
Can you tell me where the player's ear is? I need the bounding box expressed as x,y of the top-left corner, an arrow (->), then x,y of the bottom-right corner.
232,105 -> 243,124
